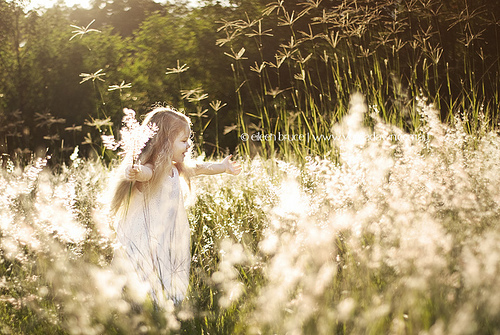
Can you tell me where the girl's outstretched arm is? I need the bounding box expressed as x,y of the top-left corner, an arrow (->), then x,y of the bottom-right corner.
193,155 -> 241,176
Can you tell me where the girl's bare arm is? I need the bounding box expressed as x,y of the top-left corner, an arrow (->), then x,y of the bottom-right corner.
193,155 -> 241,176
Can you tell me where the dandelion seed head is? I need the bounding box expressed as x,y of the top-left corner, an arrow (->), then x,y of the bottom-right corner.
273,178 -> 307,218
312,263 -> 336,296
1,236 -> 19,260
449,305 -> 478,335
337,298 -> 356,321
92,268 -> 127,301
69,145 -> 81,165
220,239 -> 246,264
38,286 -> 49,297
36,204 -> 87,244
101,108 -> 158,164
259,231 -> 279,254
219,282 -> 244,308
101,135 -> 119,151
110,249 -> 149,303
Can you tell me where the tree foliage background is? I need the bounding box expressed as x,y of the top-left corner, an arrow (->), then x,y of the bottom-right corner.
0,0 -> 499,163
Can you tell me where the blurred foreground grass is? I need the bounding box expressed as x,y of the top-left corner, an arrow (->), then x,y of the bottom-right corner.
1,95 -> 500,334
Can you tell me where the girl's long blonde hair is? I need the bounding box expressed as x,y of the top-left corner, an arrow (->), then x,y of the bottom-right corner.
110,106 -> 192,215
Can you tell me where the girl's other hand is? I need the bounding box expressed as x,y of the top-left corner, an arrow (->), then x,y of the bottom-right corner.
222,155 -> 242,175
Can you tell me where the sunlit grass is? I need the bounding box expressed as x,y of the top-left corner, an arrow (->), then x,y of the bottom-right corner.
2,94 -> 500,334
212,0 -> 500,159
2,1 -> 500,333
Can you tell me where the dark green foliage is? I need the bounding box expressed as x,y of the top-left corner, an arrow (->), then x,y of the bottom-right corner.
0,0 -> 499,160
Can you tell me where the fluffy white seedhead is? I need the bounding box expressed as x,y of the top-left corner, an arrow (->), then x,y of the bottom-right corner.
101,108 -> 159,164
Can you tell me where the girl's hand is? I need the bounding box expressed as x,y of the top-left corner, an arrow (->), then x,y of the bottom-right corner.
124,164 -> 140,181
222,155 -> 242,175
124,164 -> 153,182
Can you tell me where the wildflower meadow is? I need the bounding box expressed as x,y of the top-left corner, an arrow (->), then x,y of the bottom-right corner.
1,0 -> 500,334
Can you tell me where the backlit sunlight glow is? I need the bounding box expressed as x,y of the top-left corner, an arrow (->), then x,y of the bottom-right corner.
26,0 -> 92,10
2,0 -> 500,333
23,0 -> 202,11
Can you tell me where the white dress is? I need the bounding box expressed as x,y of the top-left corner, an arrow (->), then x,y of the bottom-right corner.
116,166 -> 190,304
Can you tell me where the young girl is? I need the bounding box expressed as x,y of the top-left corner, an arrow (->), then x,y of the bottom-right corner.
111,106 -> 241,305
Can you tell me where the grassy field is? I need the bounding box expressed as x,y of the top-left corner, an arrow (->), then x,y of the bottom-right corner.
1,1 -> 500,333
2,94 -> 500,334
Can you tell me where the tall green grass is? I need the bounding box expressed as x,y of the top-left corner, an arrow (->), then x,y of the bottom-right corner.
216,0 -> 499,159
2,0 -> 500,334
2,94 -> 500,334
